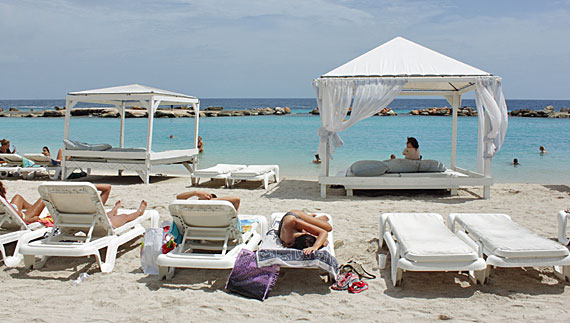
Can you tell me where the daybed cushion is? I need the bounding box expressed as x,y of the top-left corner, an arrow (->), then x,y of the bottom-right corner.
384,159 -> 447,173
388,213 -> 479,262
64,139 -> 111,151
346,160 -> 389,176
232,165 -> 276,177
455,213 -> 569,258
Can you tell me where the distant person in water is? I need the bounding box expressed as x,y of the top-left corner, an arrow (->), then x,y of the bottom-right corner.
313,154 -> 321,164
197,136 -> 204,153
513,158 -> 520,166
176,190 -> 241,211
539,146 -> 547,155
42,146 -> 63,166
402,137 -> 421,160
390,154 -> 396,160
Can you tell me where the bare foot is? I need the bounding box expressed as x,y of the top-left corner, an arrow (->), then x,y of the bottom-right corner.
114,200 -> 121,208
138,200 -> 147,213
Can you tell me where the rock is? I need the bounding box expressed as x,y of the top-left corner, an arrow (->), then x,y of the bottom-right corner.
284,107 -> 291,114
410,110 -> 419,115
154,110 -> 176,118
0,108 -> 3,112
274,107 -> 285,115
9,107 -> 19,111
199,112 -> 207,118
125,110 -> 147,118
242,110 -> 252,116
54,106 -> 63,110
100,111 -> 119,118
310,108 -> 320,115
231,111 -> 245,116
560,107 -> 568,113
420,111 -> 429,115
206,106 -> 223,111
204,111 -> 218,117
42,110 -> 65,117
544,105 -> 555,112
218,112 -> 232,117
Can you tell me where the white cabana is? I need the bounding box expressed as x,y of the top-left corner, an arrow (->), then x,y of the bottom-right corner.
63,84 -> 200,184
314,37 -> 508,198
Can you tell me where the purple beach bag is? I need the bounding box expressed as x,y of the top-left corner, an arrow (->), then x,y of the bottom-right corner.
226,249 -> 280,301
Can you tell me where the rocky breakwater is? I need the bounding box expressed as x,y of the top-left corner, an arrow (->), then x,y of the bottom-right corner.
410,106 -> 477,116
0,106 -> 291,118
309,107 -> 397,116
509,106 -> 569,118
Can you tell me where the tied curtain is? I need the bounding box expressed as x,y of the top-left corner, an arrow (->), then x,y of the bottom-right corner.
313,78 -> 406,166
475,76 -> 509,173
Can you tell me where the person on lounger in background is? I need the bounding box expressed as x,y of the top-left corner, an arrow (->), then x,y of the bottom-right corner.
277,210 -> 332,255
0,180 -> 45,224
0,139 -> 15,154
42,146 -> 63,166
176,190 -> 241,211
93,183 -> 148,228
402,137 -> 421,160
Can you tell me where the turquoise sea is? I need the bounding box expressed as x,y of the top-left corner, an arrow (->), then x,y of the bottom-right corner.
1,98 -> 569,184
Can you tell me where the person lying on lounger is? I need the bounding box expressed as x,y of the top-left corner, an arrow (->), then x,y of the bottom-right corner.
277,210 -> 332,255
95,184 -> 147,228
0,180 -> 45,224
42,146 -> 64,166
176,190 -> 240,211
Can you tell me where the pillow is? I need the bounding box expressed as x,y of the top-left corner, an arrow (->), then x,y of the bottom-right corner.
383,159 -> 446,173
64,139 -> 111,151
346,160 -> 389,177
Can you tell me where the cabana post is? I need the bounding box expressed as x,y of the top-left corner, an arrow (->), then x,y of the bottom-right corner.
62,84 -> 200,184
314,37 -> 508,199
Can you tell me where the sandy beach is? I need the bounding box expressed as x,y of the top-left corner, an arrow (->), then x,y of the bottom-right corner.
1,176 -> 569,322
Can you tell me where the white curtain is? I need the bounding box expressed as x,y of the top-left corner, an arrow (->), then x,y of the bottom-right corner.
475,76 -> 509,173
312,78 -> 406,163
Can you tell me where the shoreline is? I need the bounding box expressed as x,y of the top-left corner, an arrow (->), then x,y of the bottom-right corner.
1,178 -> 569,321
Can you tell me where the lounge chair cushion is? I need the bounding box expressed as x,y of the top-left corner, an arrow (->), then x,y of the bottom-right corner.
232,165 -> 275,177
347,160 -> 389,177
64,139 -> 111,151
388,213 -> 478,262
194,164 -> 246,177
455,213 -> 569,258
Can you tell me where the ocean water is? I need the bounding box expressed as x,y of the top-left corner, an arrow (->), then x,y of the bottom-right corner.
1,98 -> 569,184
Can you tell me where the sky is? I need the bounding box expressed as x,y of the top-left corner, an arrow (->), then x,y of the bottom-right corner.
1,0 -> 570,99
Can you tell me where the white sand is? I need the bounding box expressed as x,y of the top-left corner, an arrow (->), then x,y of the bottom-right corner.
1,176 -> 570,322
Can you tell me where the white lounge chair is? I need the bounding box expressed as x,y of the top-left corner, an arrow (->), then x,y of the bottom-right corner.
0,153 -> 47,179
157,200 -> 266,280
191,164 -> 246,187
380,213 -> 487,286
23,154 -> 62,180
557,210 -> 570,246
19,182 -> 159,272
256,212 -> 338,281
228,165 -> 280,189
448,213 -> 570,283
0,197 -> 50,266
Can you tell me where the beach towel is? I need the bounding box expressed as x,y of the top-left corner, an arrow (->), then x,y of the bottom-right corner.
226,249 -> 280,301
257,228 -> 339,280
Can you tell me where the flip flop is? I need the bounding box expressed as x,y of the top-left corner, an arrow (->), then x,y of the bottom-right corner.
348,280 -> 369,294
331,272 -> 360,291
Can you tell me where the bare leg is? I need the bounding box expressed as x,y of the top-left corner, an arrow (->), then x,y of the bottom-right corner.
106,200 -> 121,217
11,194 -> 32,210
14,197 -> 45,223
55,148 -> 63,162
214,196 -> 240,211
108,200 -> 147,228
95,184 -> 112,205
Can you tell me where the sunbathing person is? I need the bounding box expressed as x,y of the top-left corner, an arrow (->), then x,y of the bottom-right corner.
42,146 -> 63,166
277,210 -> 332,255
94,183 -> 147,228
402,137 -> 421,160
0,139 -> 15,154
176,190 -> 240,211
0,180 -> 45,224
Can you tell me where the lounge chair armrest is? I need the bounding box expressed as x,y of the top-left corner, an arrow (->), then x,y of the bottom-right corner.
558,210 -> 569,246
447,213 -> 457,232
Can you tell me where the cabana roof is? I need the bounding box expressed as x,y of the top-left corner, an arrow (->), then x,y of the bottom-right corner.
67,84 -> 199,106
322,37 -> 493,93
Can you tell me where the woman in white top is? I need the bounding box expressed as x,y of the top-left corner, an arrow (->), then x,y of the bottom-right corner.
402,137 -> 421,160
